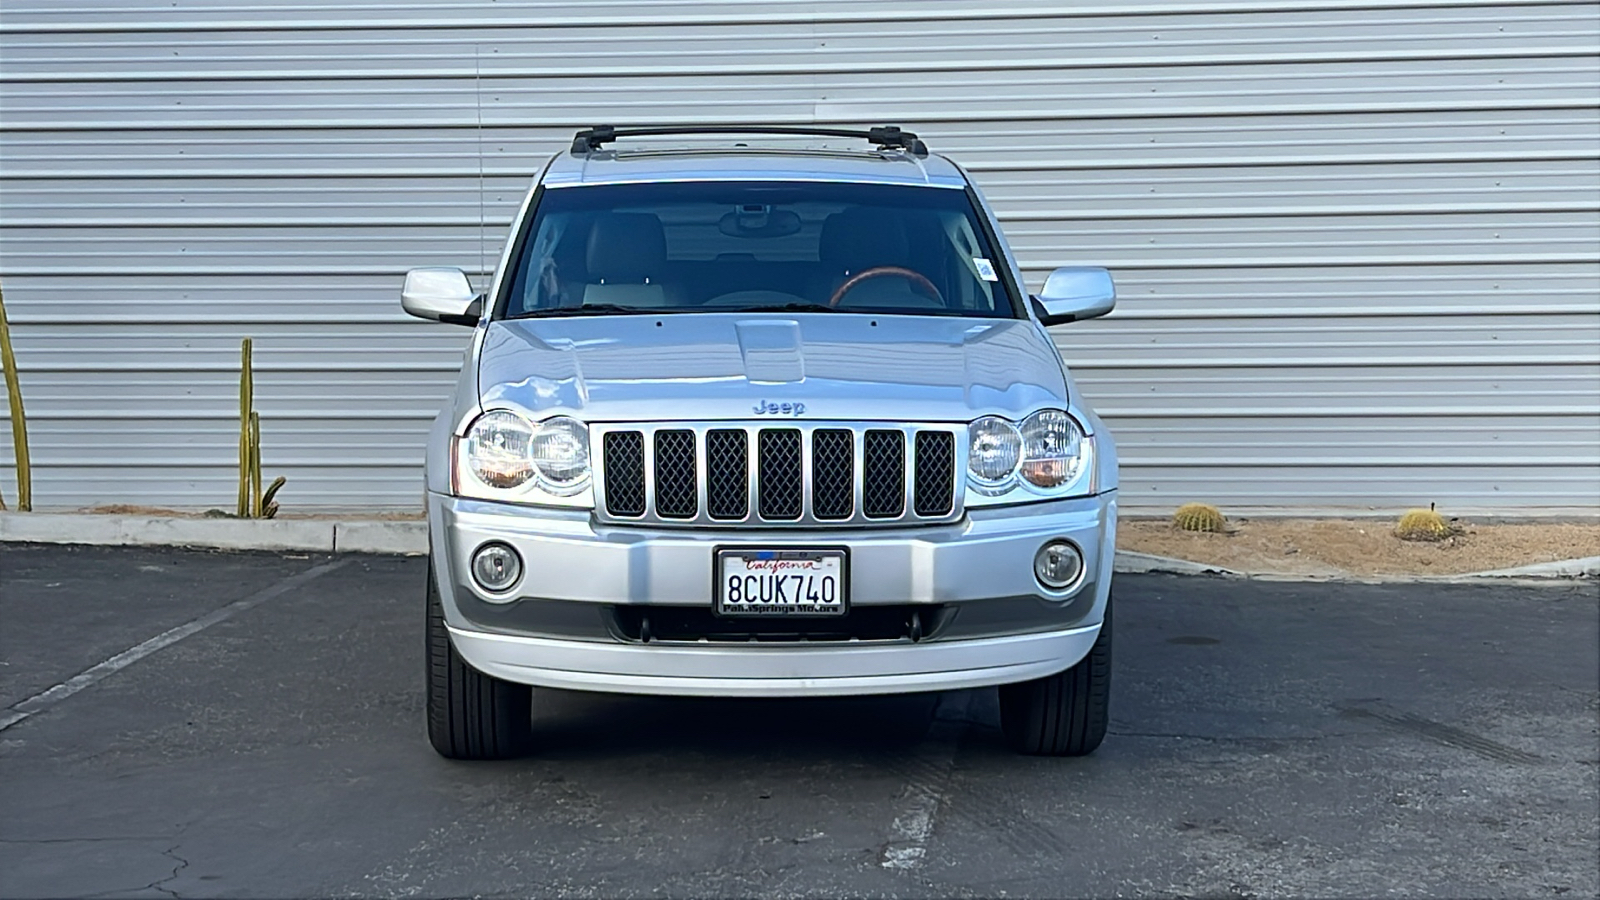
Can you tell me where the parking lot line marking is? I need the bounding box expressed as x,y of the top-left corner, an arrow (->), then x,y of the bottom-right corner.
0,559 -> 349,733
880,690 -> 971,870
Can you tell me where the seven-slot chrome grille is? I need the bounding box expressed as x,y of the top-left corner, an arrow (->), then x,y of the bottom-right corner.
593,423 -> 965,527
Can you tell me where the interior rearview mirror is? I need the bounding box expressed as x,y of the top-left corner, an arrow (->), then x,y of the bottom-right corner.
402,267 -> 481,326
718,207 -> 802,239
1030,267 -> 1115,327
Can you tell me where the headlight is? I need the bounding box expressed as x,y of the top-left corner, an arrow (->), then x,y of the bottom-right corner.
457,411 -> 593,506
528,416 -> 590,495
464,410 -> 536,488
968,416 -> 1022,493
1019,409 -> 1084,488
966,409 -> 1095,503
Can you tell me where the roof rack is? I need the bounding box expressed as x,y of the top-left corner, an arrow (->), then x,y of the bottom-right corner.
570,125 -> 929,158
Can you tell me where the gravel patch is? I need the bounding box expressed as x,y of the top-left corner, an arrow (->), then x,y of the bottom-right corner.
1118,518 -> 1600,578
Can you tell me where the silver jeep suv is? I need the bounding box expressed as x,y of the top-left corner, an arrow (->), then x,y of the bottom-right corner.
402,126 -> 1119,759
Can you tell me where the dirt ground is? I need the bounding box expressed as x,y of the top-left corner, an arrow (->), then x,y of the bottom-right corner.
1118,517 -> 1600,577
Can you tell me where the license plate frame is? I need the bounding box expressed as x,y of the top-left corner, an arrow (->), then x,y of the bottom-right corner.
714,547 -> 849,617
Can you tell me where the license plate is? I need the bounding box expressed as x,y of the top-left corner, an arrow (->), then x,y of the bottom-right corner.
715,548 -> 847,616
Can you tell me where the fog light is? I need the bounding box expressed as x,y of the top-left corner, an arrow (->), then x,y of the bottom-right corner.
470,542 -> 522,593
1034,540 -> 1083,591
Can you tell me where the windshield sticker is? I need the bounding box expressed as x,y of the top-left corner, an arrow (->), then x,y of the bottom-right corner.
972,258 -> 999,281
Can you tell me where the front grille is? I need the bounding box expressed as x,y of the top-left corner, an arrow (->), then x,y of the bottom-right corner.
862,430 -> 905,518
913,431 -> 956,517
757,428 -> 803,520
705,429 -> 748,520
811,429 -> 854,520
653,429 -> 698,519
596,422 -> 963,527
602,431 -> 646,517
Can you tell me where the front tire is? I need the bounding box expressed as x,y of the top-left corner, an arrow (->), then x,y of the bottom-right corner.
999,599 -> 1112,756
425,563 -> 534,759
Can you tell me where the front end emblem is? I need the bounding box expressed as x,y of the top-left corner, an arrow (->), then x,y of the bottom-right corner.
753,400 -> 807,417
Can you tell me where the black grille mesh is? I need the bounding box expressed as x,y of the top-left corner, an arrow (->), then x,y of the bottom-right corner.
605,426 -> 954,524
653,429 -> 698,518
603,431 -> 646,517
705,429 -> 749,520
811,429 -> 855,519
757,429 -> 803,520
913,431 -> 956,517
862,430 -> 906,518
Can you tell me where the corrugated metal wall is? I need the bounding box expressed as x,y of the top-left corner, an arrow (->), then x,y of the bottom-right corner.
2,1 -> 1597,514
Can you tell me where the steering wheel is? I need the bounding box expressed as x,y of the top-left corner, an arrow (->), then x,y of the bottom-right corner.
827,266 -> 944,308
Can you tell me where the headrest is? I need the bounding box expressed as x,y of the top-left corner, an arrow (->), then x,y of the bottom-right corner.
586,213 -> 666,282
819,207 -> 910,274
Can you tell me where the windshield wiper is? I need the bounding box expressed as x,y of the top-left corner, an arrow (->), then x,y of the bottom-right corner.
510,304 -> 652,319
732,303 -> 840,314
513,302 -> 848,319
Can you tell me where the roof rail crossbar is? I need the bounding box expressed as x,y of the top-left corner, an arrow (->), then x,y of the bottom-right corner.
570,125 -> 929,158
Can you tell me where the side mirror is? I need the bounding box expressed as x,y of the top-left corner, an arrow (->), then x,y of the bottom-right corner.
402,267 -> 481,326
1030,267 -> 1115,326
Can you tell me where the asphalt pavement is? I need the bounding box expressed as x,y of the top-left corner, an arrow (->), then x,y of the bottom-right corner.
1,543 -> 1595,898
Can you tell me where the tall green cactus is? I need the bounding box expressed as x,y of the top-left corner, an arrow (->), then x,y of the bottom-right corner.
235,339 -> 283,518
238,339 -> 254,517
0,282 -> 30,512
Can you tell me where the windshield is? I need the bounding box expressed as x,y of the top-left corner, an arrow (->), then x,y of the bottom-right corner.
498,181 -> 1019,319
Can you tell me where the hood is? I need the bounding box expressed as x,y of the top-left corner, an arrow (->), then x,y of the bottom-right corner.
476,313 -> 1069,423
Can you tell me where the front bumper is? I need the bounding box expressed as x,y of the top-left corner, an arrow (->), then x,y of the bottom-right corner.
447,624 -> 1103,697
430,490 -> 1116,697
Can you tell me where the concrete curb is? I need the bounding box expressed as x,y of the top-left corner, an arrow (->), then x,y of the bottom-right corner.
1112,550 -> 1243,578
1,513 -> 1593,583
1464,555 -> 1600,579
333,521 -> 429,555
0,512 -> 428,555
1111,547 -> 1598,584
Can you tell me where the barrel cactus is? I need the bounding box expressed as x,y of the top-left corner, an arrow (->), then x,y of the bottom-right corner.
1395,506 -> 1453,541
1173,503 -> 1227,533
